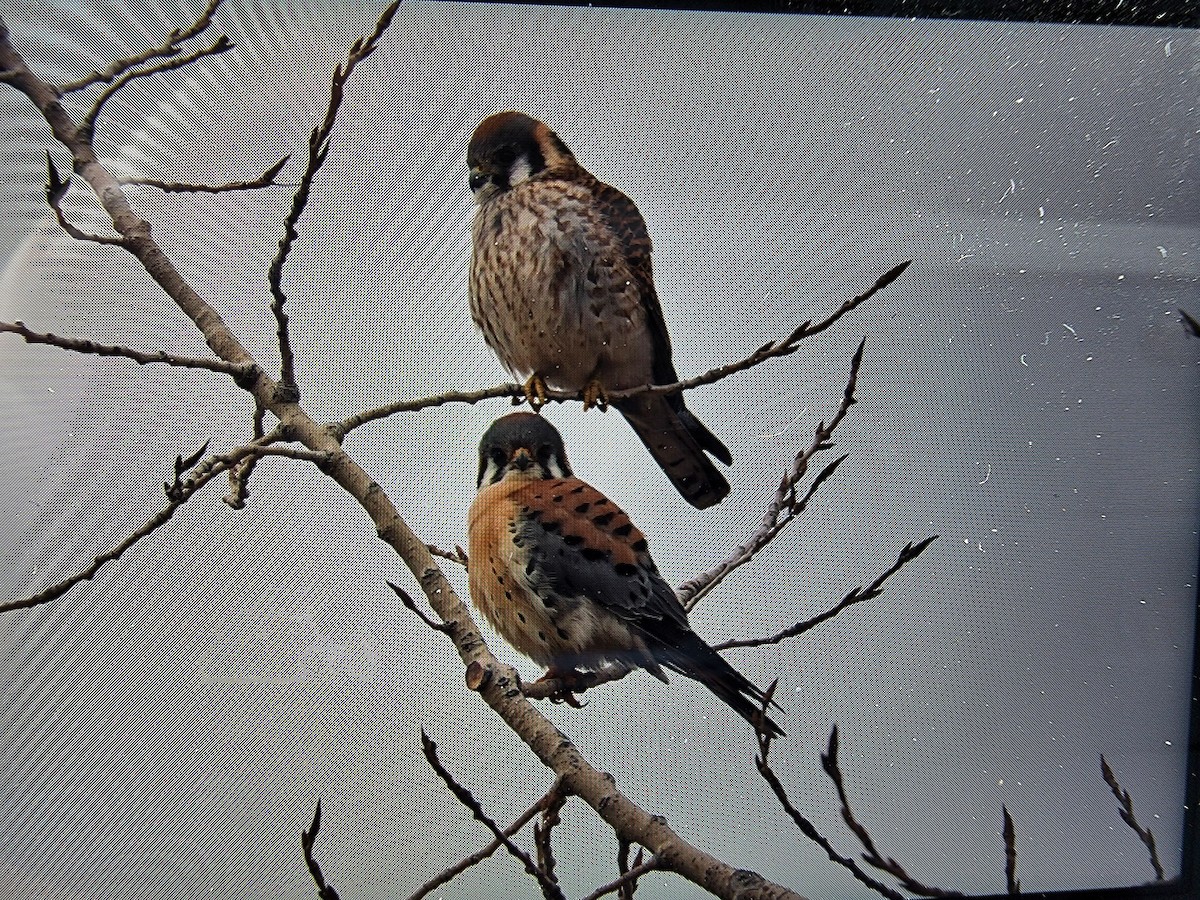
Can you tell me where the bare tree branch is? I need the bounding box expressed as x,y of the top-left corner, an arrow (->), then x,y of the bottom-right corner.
122,155 -> 290,193
421,729 -> 565,900
1,318 -> 257,378
533,783 -> 568,886
2,11 -> 811,898
821,726 -> 963,898
754,721 -> 907,900
44,151 -> 125,245
580,849 -> 661,900
0,438 -> 326,615
268,0 -> 403,397
58,0 -> 224,93
301,799 -> 341,900
333,264 -> 910,437
1100,754 -> 1165,881
406,778 -> 567,900
1179,308 -> 1200,338
79,35 -> 233,140
1002,806 -> 1020,895
679,339 -> 865,610
715,535 -> 938,651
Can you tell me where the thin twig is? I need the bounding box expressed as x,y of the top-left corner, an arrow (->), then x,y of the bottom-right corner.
714,535 -> 939,651
268,0 -> 402,397
421,730 -> 565,900
301,799 -> 341,900
334,263 -> 911,436
1100,755 -> 1166,880
617,261 -> 911,405
1002,807 -> 1020,895
754,720 -> 907,900
1,319 -> 256,378
822,726 -> 963,897
426,544 -> 468,567
44,151 -> 124,245
389,581 -> 453,634
122,155 -> 290,193
58,0 -> 223,93
533,783 -> 567,886
1,437 -> 320,615
224,401 -> 269,509
2,448 -> 229,614
79,36 -> 232,139
406,778 -> 568,900
679,340 -> 865,610
1179,308 -> 1200,338
579,851 -> 661,900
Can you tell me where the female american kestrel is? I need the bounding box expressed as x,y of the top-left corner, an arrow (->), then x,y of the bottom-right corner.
467,413 -> 783,737
468,111 -> 733,509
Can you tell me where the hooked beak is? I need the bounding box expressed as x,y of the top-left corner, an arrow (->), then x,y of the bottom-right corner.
509,447 -> 535,471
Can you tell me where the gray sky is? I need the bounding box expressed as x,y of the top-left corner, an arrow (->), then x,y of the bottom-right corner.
0,2 -> 1196,897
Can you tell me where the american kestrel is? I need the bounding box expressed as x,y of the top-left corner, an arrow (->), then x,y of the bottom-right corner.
468,111 -> 733,509
467,413 -> 783,737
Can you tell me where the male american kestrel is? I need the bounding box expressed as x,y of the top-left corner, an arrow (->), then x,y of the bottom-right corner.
467,412 -> 783,737
468,111 -> 733,509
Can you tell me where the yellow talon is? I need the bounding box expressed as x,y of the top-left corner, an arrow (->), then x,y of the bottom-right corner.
523,374 -> 548,410
582,379 -> 609,412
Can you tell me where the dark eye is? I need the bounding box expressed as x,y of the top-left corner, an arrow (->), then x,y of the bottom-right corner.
536,444 -> 554,467
490,447 -> 508,468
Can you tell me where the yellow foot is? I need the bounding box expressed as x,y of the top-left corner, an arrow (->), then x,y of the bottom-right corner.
582,379 -> 609,412
521,374 -> 548,410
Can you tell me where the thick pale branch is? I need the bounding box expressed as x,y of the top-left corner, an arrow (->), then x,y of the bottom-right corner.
58,0 -> 223,93
1,319 -> 257,378
45,151 -> 125,245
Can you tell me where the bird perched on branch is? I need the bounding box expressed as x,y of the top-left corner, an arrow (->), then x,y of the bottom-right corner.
467,413 -> 783,737
468,111 -> 732,509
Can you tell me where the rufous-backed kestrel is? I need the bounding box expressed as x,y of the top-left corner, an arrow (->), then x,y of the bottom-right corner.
468,111 -> 733,509
467,412 -> 783,737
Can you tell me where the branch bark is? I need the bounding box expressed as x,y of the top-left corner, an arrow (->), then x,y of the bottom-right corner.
1,11 -> 810,899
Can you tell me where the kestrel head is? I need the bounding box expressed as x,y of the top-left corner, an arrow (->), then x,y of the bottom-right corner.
477,413 -> 574,488
467,112 -> 577,202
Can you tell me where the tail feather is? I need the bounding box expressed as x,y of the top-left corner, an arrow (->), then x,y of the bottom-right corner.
616,394 -> 731,509
660,631 -> 785,737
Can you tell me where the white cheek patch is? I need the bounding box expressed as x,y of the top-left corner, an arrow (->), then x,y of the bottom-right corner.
479,458 -> 502,486
508,154 -> 532,187
545,455 -> 568,479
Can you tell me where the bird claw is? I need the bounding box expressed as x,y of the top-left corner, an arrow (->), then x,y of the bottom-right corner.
522,374 -> 549,410
531,668 -> 588,707
582,380 -> 609,412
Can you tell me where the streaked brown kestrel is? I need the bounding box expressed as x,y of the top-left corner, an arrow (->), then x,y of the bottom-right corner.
468,413 -> 783,736
468,111 -> 732,509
